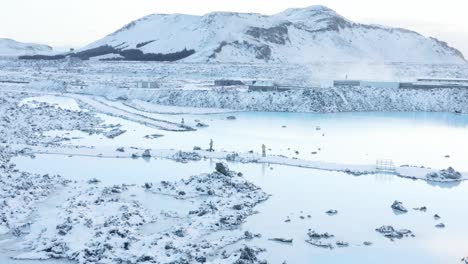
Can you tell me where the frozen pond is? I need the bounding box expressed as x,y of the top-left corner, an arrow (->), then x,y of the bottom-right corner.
53,111 -> 468,171
12,155 -> 468,264
20,95 -> 82,112
13,154 -> 213,185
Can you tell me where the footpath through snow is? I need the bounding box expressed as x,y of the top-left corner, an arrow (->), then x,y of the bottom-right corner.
67,94 -> 195,132
11,144 -> 468,184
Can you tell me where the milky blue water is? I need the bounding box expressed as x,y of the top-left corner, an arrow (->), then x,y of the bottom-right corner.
55,111 -> 468,171
12,154 -> 468,264
9,111 -> 468,263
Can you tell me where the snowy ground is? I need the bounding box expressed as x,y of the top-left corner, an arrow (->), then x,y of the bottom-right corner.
0,90 -> 271,263
1,60 -> 468,263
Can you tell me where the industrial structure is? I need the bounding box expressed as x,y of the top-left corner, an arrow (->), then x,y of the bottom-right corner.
416,78 -> 468,84
248,85 -> 291,92
333,79 -> 468,90
136,81 -> 159,89
333,80 -> 361,87
214,79 -> 244,86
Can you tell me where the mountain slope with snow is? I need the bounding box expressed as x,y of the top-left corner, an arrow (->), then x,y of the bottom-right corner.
0,38 -> 53,57
84,5 -> 465,63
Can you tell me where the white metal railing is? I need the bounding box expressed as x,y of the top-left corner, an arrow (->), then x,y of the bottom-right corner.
376,159 -> 396,173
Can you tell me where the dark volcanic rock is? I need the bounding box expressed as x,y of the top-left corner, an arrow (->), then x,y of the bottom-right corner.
215,162 -> 230,176
325,209 -> 338,216
268,238 -> 293,243
172,151 -> 202,163
391,200 -> 408,213
426,167 -> 462,181
375,225 -> 414,240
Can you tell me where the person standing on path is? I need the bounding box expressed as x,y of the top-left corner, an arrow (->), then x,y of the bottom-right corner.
209,139 -> 214,152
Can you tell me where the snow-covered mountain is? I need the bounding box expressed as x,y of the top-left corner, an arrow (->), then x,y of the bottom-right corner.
84,5 -> 465,63
0,38 -> 53,57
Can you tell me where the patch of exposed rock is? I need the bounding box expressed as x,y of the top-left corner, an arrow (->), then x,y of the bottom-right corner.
426,167 -> 463,182
305,230 -> 341,249
172,151 -> 202,163
391,200 -> 408,213
375,225 -> 414,240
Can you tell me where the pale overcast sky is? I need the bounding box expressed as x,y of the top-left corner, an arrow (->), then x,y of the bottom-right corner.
1,0 -> 467,56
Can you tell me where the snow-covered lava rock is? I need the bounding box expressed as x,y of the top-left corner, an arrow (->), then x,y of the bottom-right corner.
17,163 -> 270,263
0,92 -> 103,147
0,92 -> 105,236
0,147 -> 67,235
426,167 -> 462,182
375,225 -> 415,240
172,151 -> 203,163
18,184 -> 156,263
391,200 -> 408,213
150,162 -> 270,229
83,84 -> 468,115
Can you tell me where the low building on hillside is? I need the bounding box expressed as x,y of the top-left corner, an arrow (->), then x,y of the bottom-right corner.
416,78 -> 468,84
333,80 -> 361,87
247,80 -> 291,92
214,79 -> 244,86
136,81 -> 159,89
399,82 -> 468,89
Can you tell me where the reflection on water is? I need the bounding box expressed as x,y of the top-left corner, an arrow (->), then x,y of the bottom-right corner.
373,173 -> 395,184
13,155 -> 211,185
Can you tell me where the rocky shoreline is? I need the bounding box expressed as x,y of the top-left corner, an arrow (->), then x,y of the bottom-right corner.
82,85 -> 468,114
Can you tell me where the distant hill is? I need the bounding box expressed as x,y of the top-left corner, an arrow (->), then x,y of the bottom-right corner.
0,38 -> 53,57
80,5 -> 465,63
